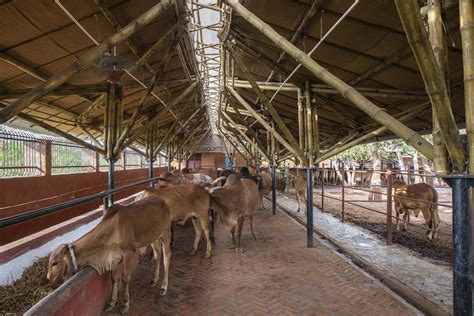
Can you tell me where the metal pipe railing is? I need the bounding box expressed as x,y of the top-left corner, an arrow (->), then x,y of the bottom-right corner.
0,176 -> 161,229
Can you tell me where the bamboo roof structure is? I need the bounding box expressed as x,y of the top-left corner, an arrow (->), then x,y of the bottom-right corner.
219,0 -> 468,167
0,0 -> 208,157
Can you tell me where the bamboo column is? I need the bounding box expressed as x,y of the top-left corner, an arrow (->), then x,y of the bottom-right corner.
223,0 -> 434,161
305,81 -> 313,167
226,44 -> 305,161
427,0 -> 450,174
226,85 -> 306,162
297,87 -> 305,165
104,83 -> 124,160
395,0 -> 464,172
312,94 -> 320,159
460,0 -> 474,174
0,0 -> 173,123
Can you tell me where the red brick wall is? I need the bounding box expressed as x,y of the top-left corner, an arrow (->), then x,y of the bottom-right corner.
0,167 -> 166,245
201,153 -> 225,169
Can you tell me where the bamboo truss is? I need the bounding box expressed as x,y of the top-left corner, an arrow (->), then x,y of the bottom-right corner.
395,0 -> 464,172
223,0 -> 434,162
0,0 -> 174,124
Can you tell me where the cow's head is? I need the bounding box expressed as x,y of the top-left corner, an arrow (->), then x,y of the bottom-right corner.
207,186 -> 239,228
47,244 -> 74,286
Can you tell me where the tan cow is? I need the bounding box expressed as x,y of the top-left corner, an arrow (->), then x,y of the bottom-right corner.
207,174 -> 259,252
47,196 -> 172,314
294,175 -> 307,215
393,180 -> 440,240
140,184 -> 213,258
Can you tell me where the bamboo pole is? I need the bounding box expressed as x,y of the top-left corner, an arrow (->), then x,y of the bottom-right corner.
221,111 -> 270,161
312,94 -> 320,159
76,94 -> 105,123
113,35 -> 181,156
220,128 -> 246,160
315,103 -> 430,163
0,0 -> 173,124
460,0 -> 474,174
171,121 -> 208,159
226,85 -> 305,162
395,0 -> 464,172
428,0 -> 450,174
10,111 -> 105,154
222,123 -> 257,162
227,45 -> 304,161
227,103 -> 270,160
223,0 -> 434,161
120,81 -> 198,150
77,123 -> 103,148
0,84 -> 109,99
297,88 -> 305,164
305,81 -> 313,167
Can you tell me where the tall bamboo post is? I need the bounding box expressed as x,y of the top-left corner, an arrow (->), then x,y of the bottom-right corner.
0,0 -> 173,124
428,0 -> 450,174
226,85 -> 306,162
223,0 -> 434,161
226,44 -> 305,161
297,87 -> 305,166
311,91 -> 320,159
305,81 -> 313,167
395,0 -> 465,172
460,0 -> 474,174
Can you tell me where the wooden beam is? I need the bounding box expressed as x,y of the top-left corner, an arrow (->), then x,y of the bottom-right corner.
224,0 -> 434,161
395,0 -> 464,172
0,0 -> 173,124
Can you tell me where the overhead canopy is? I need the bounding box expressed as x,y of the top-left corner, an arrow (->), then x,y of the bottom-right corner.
221,0 -> 466,151
0,0 -> 207,152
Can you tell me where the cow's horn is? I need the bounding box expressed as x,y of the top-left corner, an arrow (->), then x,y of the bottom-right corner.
210,176 -> 227,187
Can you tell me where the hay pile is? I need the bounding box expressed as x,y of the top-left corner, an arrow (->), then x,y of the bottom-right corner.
0,257 -> 53,314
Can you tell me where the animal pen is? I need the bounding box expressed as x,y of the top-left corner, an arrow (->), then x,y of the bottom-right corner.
0,0 -> 473,315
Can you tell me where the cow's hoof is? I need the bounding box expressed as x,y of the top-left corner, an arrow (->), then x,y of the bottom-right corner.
235,247 -> 243,254
104,304 -> 115,312
150,280 -> 158,288
204,252 -> 211,258
120,305 -> 129,315
160,288 -> 168,296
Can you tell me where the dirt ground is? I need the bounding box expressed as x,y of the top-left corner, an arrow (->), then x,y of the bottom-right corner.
288,186 -> 453,264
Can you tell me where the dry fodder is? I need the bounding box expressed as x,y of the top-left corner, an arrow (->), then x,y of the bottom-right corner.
0,257 -> 53,314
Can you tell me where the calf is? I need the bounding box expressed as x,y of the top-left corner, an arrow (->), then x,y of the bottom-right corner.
140,184 -> 213,258
393,180 -> 440,240
256,171 -> 272,209
207,174 -> 259,252
47,196 -> 172,314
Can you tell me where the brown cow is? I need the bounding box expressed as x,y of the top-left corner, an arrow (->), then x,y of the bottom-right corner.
207,174 -> 259,252
294,175 -> 307,215
276,178 -> 286,193
393,180 -> 440,240
140,184 -> 213,258
47,196 -> 172,314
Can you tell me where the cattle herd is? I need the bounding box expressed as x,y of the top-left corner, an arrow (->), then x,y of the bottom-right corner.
45,167 -> 441,314
46,167 -> 271,314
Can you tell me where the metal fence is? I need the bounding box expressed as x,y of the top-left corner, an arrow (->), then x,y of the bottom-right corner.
0,132 -> 44,177
0,126 -> 168,178
51,142 -> 96,174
